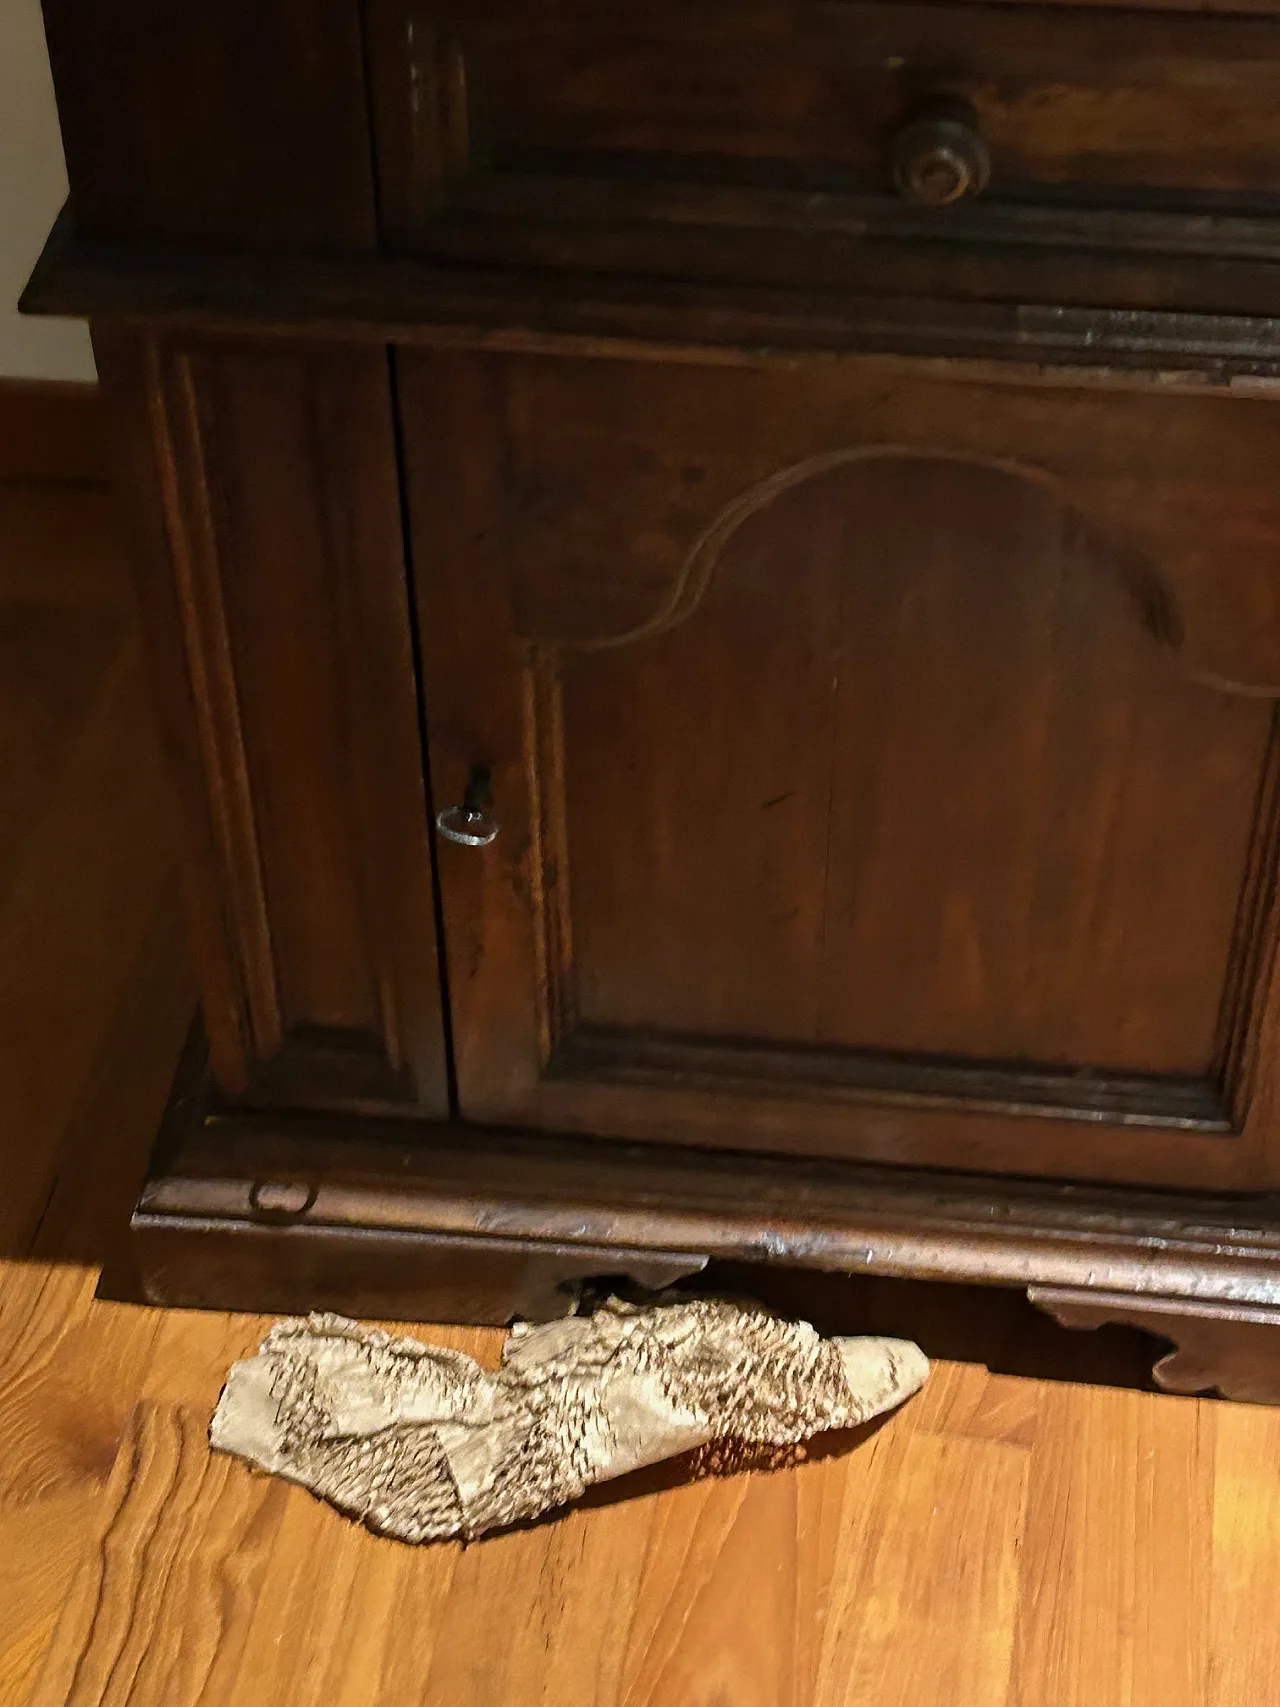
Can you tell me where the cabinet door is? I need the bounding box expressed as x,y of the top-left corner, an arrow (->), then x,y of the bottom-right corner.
404,348 -> 1280,1189
100,335 -> 449,1117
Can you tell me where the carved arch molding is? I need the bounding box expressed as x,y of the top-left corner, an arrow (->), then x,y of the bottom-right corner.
511,440 -> 1280,1137
513,445 -> 1275,697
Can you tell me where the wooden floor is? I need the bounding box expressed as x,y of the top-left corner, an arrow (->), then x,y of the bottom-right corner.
4,389 -> 1280,1707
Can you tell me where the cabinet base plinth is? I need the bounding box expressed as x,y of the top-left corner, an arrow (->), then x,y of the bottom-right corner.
1029,1286 -> 1280,1404
132,1034 -> 1280,1381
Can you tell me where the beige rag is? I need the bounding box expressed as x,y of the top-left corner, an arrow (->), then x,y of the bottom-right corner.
210,1296 -> 928,1543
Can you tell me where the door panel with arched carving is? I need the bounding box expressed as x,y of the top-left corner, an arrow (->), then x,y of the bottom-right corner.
404,349 -> 1280,1189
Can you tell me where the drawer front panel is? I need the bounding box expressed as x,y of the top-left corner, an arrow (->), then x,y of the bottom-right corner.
371,0 -> 1280,263
366,1 -> 1280,302
451,2 -> 1280,198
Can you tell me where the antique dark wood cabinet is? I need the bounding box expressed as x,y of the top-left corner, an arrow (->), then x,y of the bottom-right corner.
29,0 -> 1280,1399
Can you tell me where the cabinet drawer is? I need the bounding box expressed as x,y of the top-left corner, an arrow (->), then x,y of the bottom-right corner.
458,3 -> 1280,197
371,1 -> 1280,290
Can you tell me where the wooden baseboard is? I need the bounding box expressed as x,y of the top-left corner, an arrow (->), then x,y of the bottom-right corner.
128,1025 -> 1280,1397
0,378 -> 106,483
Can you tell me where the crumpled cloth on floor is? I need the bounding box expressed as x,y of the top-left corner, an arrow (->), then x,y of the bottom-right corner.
209,1297 -> 928,1543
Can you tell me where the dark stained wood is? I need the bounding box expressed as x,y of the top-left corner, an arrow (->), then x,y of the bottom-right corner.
128,1084 -> 1280,1322
561,460 -> 1258,1069
31,0 -> 1280,1396
131,1220 -> 706,1324
406,176 -> 1280,312
354,0 -> 1280,328
550,1032 -> 1232,1132
40,0 -> 377,250
0,418 -> 187,1264
129,1026 -> 709,1324
403,347 -> 1280,1189
986,0 -> 1280,11
362,0 -> 1280,305
364,0 -> 472,249
34,216 -> 1280,352
376,2 -> 1280,204
23,381 -> 1280,1707
437,170 -> 1280,267
92,329 -> 449,1116
1030,1287 -> 1280,1404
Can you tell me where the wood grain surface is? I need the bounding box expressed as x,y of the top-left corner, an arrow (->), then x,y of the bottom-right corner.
6,1267 -> 1280,1707
380,0 -> 1280,205
39,0 -> 377,251
5,389 -> 1280,1705
90,332 -> 450,1118
403,346 -> 1280,1190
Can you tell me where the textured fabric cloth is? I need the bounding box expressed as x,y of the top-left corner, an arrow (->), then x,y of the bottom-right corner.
210,1298 -> 928,1543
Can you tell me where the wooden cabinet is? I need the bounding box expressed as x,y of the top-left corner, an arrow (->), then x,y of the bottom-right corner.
28,0 -> 1280,1400
406,350 -> 1280,1190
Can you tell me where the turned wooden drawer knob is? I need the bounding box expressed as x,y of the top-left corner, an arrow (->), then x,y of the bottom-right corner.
891,100 -> 991,207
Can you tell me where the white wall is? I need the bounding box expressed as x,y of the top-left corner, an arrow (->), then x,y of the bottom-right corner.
0,0 -> 94,380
